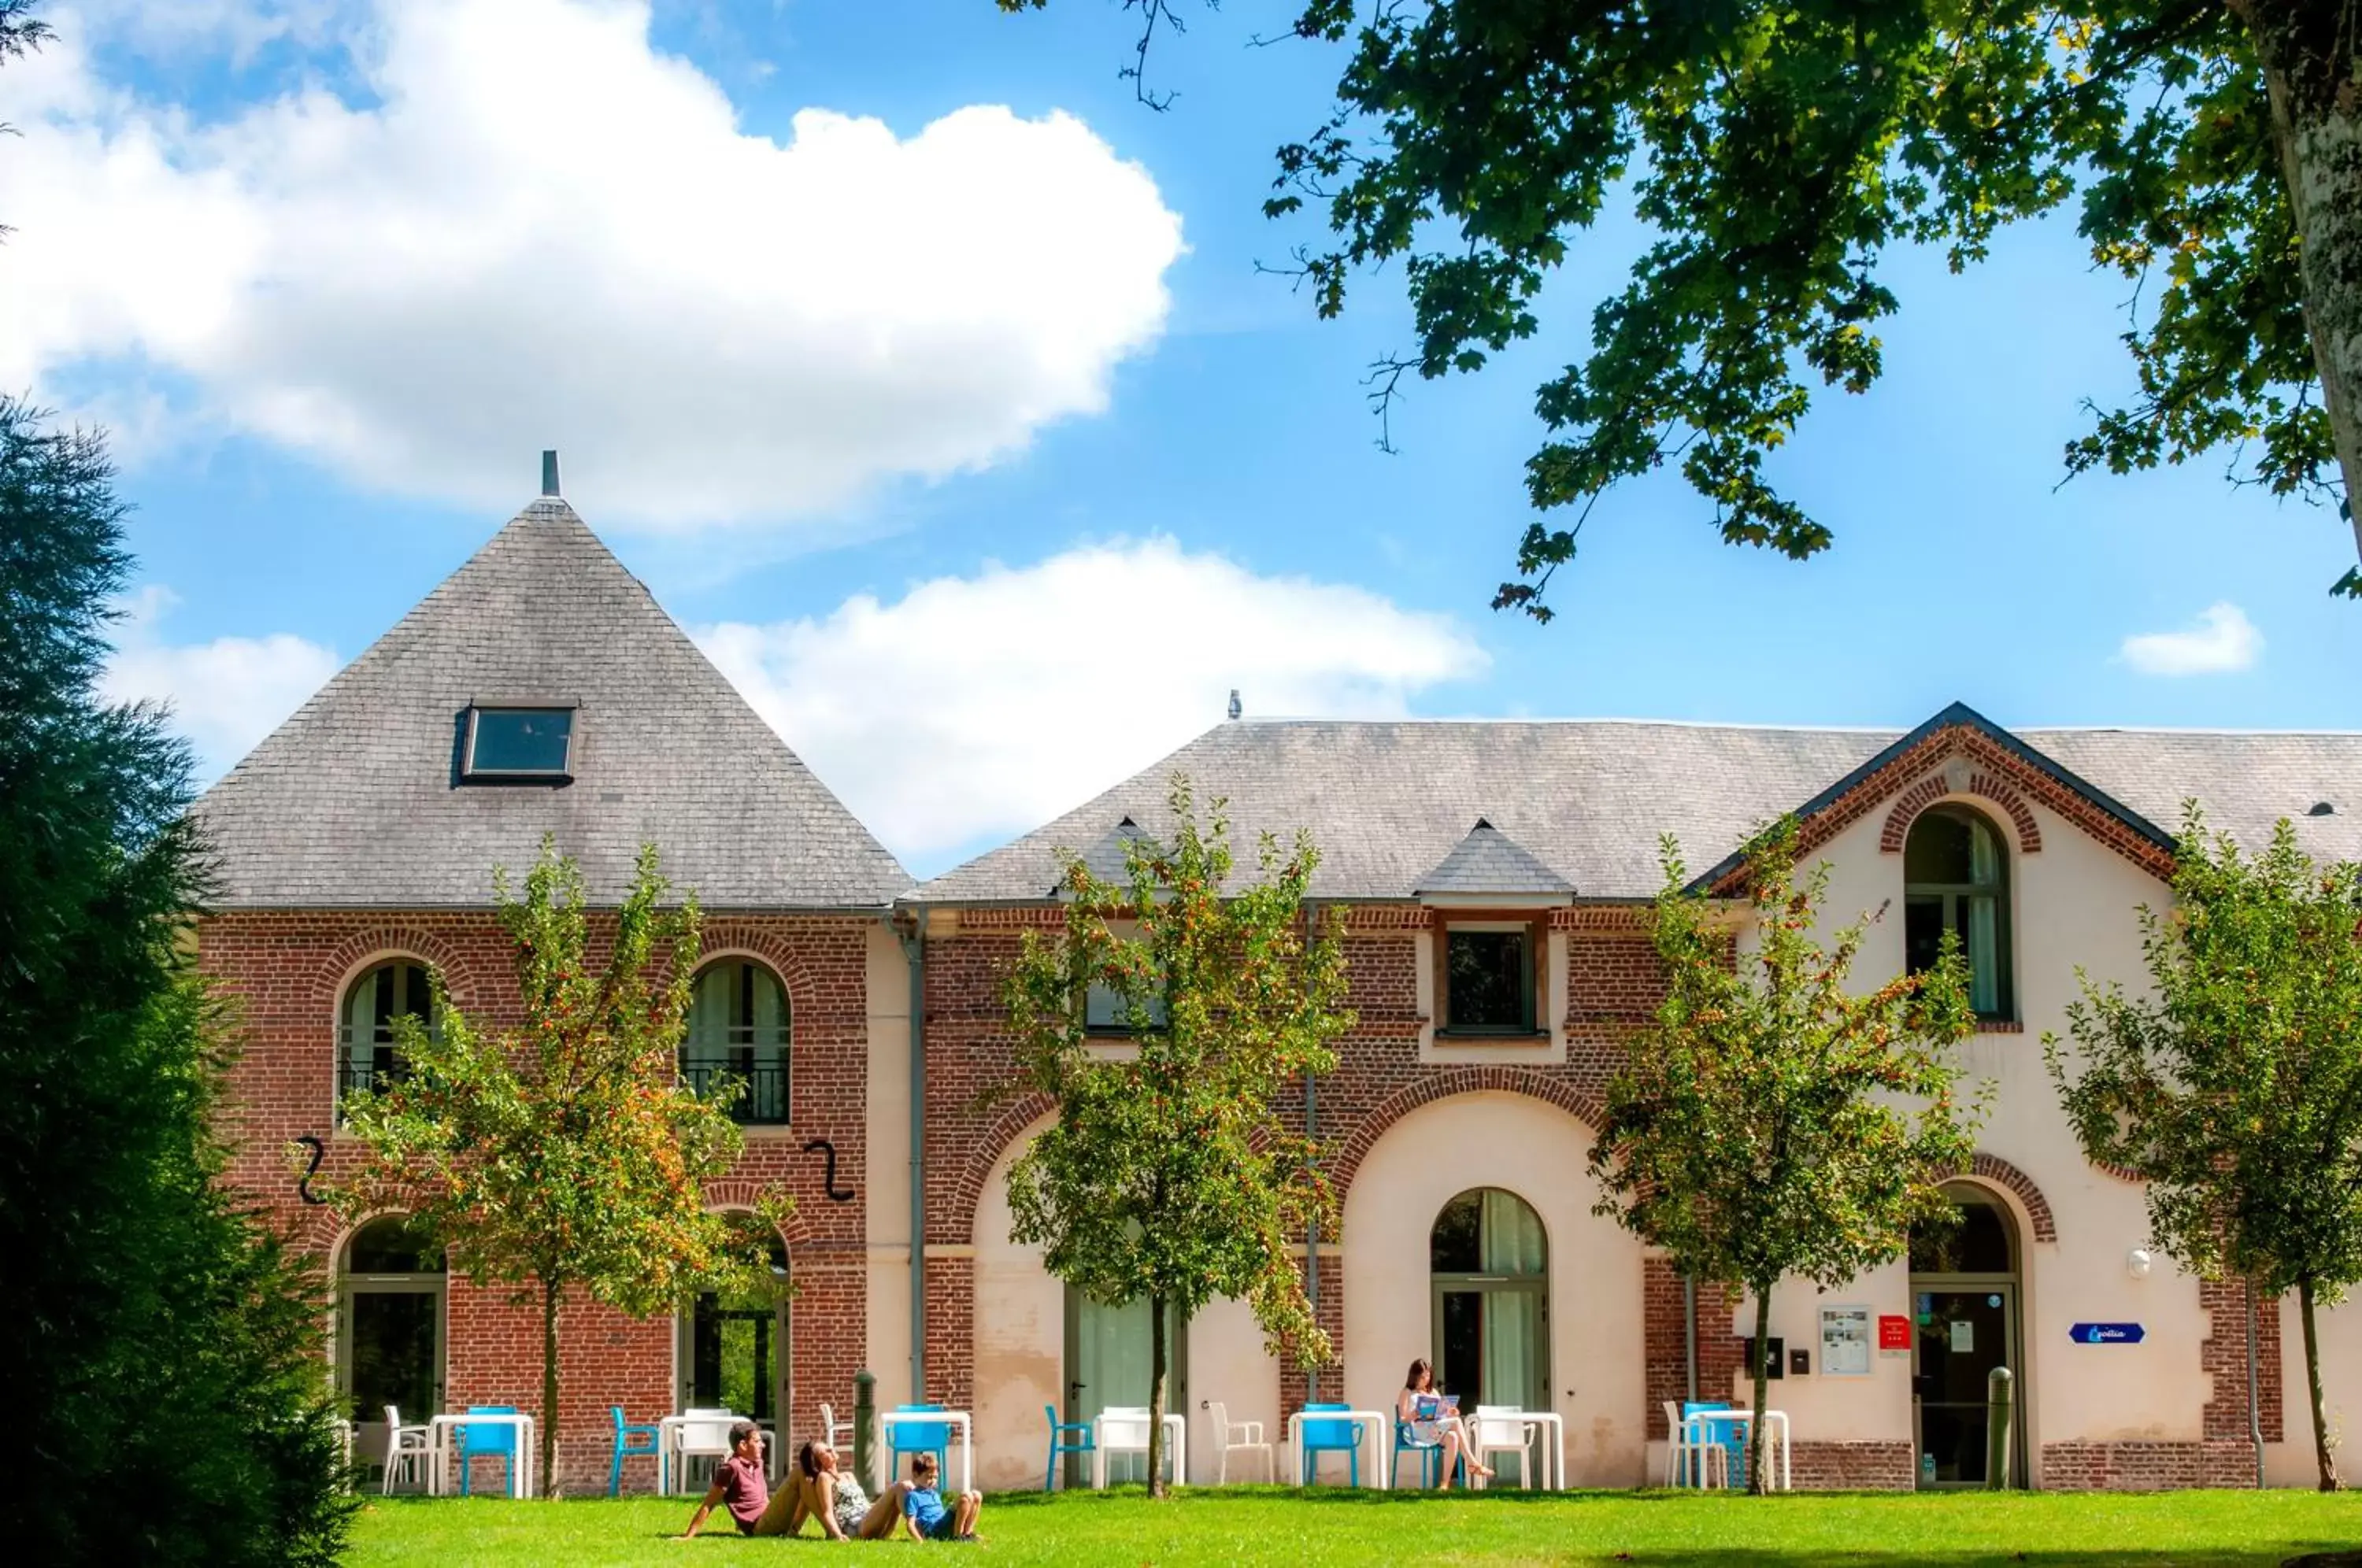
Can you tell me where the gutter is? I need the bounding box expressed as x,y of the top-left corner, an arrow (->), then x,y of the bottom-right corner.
1304,898 -> 1322,1403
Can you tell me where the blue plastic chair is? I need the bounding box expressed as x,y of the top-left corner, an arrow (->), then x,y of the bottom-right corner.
609,1405 -> 660,1496
1394,1420 -> 1443,1488
1043,1403 -> 1094,1492
1682,1401 -> 1746,1487
457,1405 -> 519,1497
888,1403 -> 951,1482
1300,1403 -> 1362,1487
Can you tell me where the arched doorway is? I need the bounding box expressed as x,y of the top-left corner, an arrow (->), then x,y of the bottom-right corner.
338,1215 -> 446,1467
679,1225 -> 790,1466
1908,1183 -> 2026,1487
1429,1188 -> 1550,1438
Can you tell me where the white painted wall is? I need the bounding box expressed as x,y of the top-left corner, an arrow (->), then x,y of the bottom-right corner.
1339,1089 -> 1648,1486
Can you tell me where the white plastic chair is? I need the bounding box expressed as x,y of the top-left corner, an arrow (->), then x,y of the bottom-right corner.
674,1409 -> 739,1493
819,1401 -> 852,1451
1095,1406 -> 1156,1487
1471,1405 -> 1535,1488
1660,1400 -> 1726,1488
381,1405 -> 433,1496
1208,1400 -> 1273,1485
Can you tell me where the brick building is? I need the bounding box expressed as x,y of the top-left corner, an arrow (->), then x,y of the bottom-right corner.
198,489 -> 2362,1492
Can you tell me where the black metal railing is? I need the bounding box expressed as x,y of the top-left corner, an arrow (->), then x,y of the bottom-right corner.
337,1056 -> 405,1111
680,1061 -> 790,1125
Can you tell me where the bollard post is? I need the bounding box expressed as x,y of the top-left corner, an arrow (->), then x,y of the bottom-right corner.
1984,1366 -> 2014,1489
853,1370 -> 877,1495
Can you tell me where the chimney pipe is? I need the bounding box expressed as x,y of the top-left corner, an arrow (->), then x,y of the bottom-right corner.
1227,689 -> 1242,721
541,449 -> 561,497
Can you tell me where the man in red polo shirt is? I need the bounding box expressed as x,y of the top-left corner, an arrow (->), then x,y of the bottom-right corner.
678,1423 -> 778,1538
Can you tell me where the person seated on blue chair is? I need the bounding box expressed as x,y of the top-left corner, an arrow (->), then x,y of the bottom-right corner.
897,1452 -> 983,1543
1396,1359 -> 1493,1489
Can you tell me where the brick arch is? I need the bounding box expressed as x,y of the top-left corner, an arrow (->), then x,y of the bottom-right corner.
947,1092 -> 1056,1244
313,923 -> 487,1016
694,921 -> 829,1026
1944,1152 -> 2059,1244
702,1180 -> 815,1245
1327,1069 -> 1607,1203
1880,768 -> 2043,856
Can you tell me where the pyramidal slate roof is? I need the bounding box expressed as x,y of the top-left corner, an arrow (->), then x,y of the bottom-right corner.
1416,819 -> 1575,897
194,498 -> 912,909
915,713 -> 2362,903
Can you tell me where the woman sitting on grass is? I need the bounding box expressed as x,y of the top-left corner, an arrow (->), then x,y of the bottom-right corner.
1397,1359 -> 1493,1489
794,1440 -> 901,1540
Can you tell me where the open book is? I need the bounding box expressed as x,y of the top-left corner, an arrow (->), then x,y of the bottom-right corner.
1412,1394 -> 1460,1422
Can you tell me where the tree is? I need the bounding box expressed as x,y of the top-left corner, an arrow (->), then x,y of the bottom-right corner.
1590,819 -> 1982,1492
2046,807 -> 2362,1492
328,839 -> 788,1496
1005,0 -> 2362,613
0,394 -> 351,1563
1000,776 -> 1353,1498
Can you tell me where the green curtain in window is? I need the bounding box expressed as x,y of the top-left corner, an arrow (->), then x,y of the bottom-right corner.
1965,897 -> 1999,1015
1479,1191 -> 1546,1275
1478,1192 -> 1546,1423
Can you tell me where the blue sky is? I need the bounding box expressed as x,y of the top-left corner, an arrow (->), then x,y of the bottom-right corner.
6,0 -> 2355,876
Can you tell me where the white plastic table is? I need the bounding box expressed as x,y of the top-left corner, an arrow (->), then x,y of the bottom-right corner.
658,1412 -> 748,1495
1686,1409 -> 1790,1491
428,1412 -> 536,1498
1284,1409 -> 1391,1489
879,1408 -> 973,1498
1090,1411 -> 1187,1488
1516,1411 -> 1566,1489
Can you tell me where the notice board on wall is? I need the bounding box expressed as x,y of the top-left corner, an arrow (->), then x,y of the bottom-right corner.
1820,1306 -> 1872,1377
1877,1314 -> 1912,1354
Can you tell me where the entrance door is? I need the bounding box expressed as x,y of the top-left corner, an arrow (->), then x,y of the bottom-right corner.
1064,1289 -> 1185,1485
679,1235 -> 790,1468
1430,1189 -> 1550,1482
338,1216 -> 446,1467
1908,1185 -> 2025,1488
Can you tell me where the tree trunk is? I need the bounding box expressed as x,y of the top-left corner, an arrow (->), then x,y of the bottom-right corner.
2241,0 -> 2362,573
1147,1292 -> 1170,1500
1748,1285 -> 1774,1496
542,1276 -> 563,1499
2301,1277 -> 2342,1491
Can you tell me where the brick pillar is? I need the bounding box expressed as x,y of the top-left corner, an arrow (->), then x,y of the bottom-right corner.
1278,1249 -> 1345,1418
790,1244 -> 868,1455
927,1254 -> 976,1409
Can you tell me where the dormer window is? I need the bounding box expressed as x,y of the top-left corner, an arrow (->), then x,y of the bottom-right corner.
461,704 -> 576,780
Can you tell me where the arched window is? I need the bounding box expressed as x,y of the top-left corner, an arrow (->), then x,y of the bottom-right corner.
683,960 -> 791,1125
1904,806 -> 2012,1019
1429,1188 -> 1549,1433
340,960 -> 433,1104
339,1215 -> 446,1466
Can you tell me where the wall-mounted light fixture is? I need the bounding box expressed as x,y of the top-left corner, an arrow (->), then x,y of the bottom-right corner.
2126,1247 -> 2153,1281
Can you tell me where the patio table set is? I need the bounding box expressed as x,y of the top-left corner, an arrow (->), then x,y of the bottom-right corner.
1043,1400 -> 1564,1491
1663,1400 -> 1793,1490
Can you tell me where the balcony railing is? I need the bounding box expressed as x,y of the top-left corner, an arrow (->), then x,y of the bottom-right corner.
337,1057 -> 405,1110
680,1061 -> 790,1126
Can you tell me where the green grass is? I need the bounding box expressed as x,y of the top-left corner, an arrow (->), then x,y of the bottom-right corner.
350,1485 -> 2362,1566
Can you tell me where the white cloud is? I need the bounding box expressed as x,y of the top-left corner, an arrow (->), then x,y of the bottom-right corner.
1,0 -> 1183,527
697,539 -> 1490,864
101,586 -> 341,777
2118,601 -> 2264,677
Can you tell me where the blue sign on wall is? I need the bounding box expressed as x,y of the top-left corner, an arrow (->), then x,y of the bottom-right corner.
2069,1322 -> 2145,1344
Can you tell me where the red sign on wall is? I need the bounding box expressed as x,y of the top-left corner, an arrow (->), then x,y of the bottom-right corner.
1877,1315 -> 1912,1352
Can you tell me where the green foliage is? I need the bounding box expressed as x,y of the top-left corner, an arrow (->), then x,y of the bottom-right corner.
2046,806 -> 2362,1489
328,838 -> 788,1494
1590,819 -> 1982,1491
1001,775 -> 1353,1496
1009,0 -> 2359,612
0,394 -> 351,1563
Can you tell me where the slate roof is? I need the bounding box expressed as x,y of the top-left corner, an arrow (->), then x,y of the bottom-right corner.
915,713 -> 2362,903
1416,819 -> 1574,897
194,499 -> 912,909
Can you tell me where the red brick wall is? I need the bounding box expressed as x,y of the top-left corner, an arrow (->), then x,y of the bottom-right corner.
1789,1440 -> 1915,1490
1640,1257 -> 1744,1440
2039,1440 -> 2259,1490
199,908 -> 876,1494
2201,1280 -> 2284,1445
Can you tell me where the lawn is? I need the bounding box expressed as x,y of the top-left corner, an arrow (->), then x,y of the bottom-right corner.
350,1485 -> 2362,1566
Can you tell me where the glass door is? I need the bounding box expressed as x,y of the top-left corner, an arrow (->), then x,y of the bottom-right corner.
338,1215 -> 447,1469
1064,1289 -> 1185,1486
1430,1189 -> 1551,1483
1912,1285 -> 2018,1486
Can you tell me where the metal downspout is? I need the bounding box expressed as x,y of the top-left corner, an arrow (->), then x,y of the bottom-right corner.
1684,1275 -> 1698,1403
898,904 -> 927,1403
1304,898 -> 1321,1406
2249,1281 -> 2266,1489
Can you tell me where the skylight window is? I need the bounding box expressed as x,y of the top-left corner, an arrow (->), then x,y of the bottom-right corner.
462,705 -> 576,779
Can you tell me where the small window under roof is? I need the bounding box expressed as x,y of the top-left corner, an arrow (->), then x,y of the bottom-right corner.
462,705 -> 576,779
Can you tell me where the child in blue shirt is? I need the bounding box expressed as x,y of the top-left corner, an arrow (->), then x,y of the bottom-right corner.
898,1452 -> 982,1542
